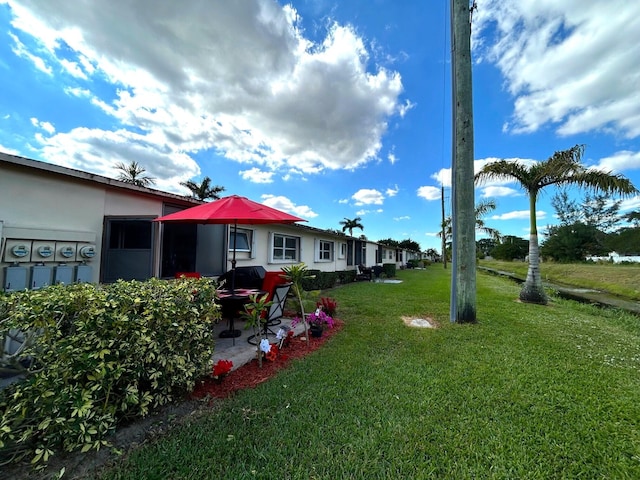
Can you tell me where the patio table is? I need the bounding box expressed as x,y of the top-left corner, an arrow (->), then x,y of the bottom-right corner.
216,288 -> 267,344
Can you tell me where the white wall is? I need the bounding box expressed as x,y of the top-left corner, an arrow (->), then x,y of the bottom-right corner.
586,253 -> 640,263
226,224 -> 349,273
0,161 -> 181,288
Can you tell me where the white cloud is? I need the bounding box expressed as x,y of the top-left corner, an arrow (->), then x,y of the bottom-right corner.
261,194 -> 317,219
394,215 -> 410,221
388,152 -> 397,165
595,150 -> 640,173
479,186 -> 521,198
620,195 -> 640,212
35,126 -> 200,193
474,1 -> 640,139
417,185 -> 441,201
64,86 -> 91,98
352,188 -> 384,205
386,184 -> 399,197
0,143 -> 20,155
59,58 -> 87,79
491,210 -> 546,221
9,32 -> 52,75
430,168 -> 450,187
397,99 -> 416,117
239,168 -> 274,184
5,1 -> 407,177
30,117 -> 55,134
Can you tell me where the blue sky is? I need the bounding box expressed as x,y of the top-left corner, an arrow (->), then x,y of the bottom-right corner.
1,0 -> 639,252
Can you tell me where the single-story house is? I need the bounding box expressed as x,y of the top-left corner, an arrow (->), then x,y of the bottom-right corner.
1,152 -> 419,291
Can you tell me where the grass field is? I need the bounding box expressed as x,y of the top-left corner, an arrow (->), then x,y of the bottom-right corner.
92,267 -> 640,479
479,259 -> 640,301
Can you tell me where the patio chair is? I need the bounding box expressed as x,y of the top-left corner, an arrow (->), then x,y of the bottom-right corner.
356,264 -> 372,281
247,282 -> 292,345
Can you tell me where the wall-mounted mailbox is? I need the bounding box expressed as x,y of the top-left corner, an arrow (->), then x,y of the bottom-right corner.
32,241 -> 55,262
76,244 -> 96,261
30,265 -> 53,289
54,265 -> 74,285
55,242 -> 77,263
3,240 -> 32,262
3,266 -> 28,291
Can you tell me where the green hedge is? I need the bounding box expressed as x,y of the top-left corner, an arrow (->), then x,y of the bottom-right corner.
382,263 -> 397,277
300,270 -> 358,290
0,277 -> 220,467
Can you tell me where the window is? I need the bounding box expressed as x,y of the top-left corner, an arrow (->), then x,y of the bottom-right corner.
338,242 -> 347,259
108,220 -> 152,249
271,233 -> 300,261
316,239 -> 334,262
229,228 -> 252,252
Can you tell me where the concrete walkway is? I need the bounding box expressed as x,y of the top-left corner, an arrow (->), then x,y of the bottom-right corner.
211,316 -> 307,371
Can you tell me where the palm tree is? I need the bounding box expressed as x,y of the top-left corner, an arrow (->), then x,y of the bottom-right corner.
440,199 -> 501,244
180,177 -> 225,201
114,161 -> 156,187
339,217 -> 364,236
475,144 -> 638,305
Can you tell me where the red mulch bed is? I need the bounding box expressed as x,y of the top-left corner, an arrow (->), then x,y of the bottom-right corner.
191,319 -> 343,401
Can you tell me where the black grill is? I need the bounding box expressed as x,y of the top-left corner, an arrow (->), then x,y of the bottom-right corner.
218,266 -> 266,290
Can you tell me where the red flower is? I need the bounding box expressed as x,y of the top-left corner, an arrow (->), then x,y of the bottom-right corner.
265,344 -> 279,362
212,359 -> 233,378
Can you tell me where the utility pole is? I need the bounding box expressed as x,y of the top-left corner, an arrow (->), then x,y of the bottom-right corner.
450,0 -> 477,323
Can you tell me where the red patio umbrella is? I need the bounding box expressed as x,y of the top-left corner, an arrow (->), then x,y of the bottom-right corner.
154,195 -> 306,291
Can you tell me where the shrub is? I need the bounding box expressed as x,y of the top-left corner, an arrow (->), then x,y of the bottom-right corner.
336,270 -> 356,284
382,263 -> 396,278
0,277 -> 220,467
301,270 -> 338,290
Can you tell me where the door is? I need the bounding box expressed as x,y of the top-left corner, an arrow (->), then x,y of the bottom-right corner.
101,217 -> 154,283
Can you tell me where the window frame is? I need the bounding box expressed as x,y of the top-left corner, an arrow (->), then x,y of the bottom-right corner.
229,227 -> 253,253
269,232 -> 300,263
338,242 -> 347,259
315,239 -> 334,262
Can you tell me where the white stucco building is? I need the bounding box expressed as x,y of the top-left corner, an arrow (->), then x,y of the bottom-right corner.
1,153 -> 419,291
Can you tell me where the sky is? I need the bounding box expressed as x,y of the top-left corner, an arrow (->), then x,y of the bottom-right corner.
1,0 -> 639,253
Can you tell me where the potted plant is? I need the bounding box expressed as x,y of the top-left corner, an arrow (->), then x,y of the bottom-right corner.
292,308 -> 335,338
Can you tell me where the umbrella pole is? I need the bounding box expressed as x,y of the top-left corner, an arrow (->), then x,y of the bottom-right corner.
231,221 -> 237,293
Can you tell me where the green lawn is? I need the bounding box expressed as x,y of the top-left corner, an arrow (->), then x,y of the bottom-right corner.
479,259 -> 640,300
96,268 -> 640,479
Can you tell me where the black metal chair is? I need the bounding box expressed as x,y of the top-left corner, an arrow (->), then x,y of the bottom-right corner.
247,282 -> 292,345
356,264 -> 373,281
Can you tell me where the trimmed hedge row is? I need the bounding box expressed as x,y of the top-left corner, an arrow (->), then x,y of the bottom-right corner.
0,277 -> 220,467
301,270 -> 358,291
